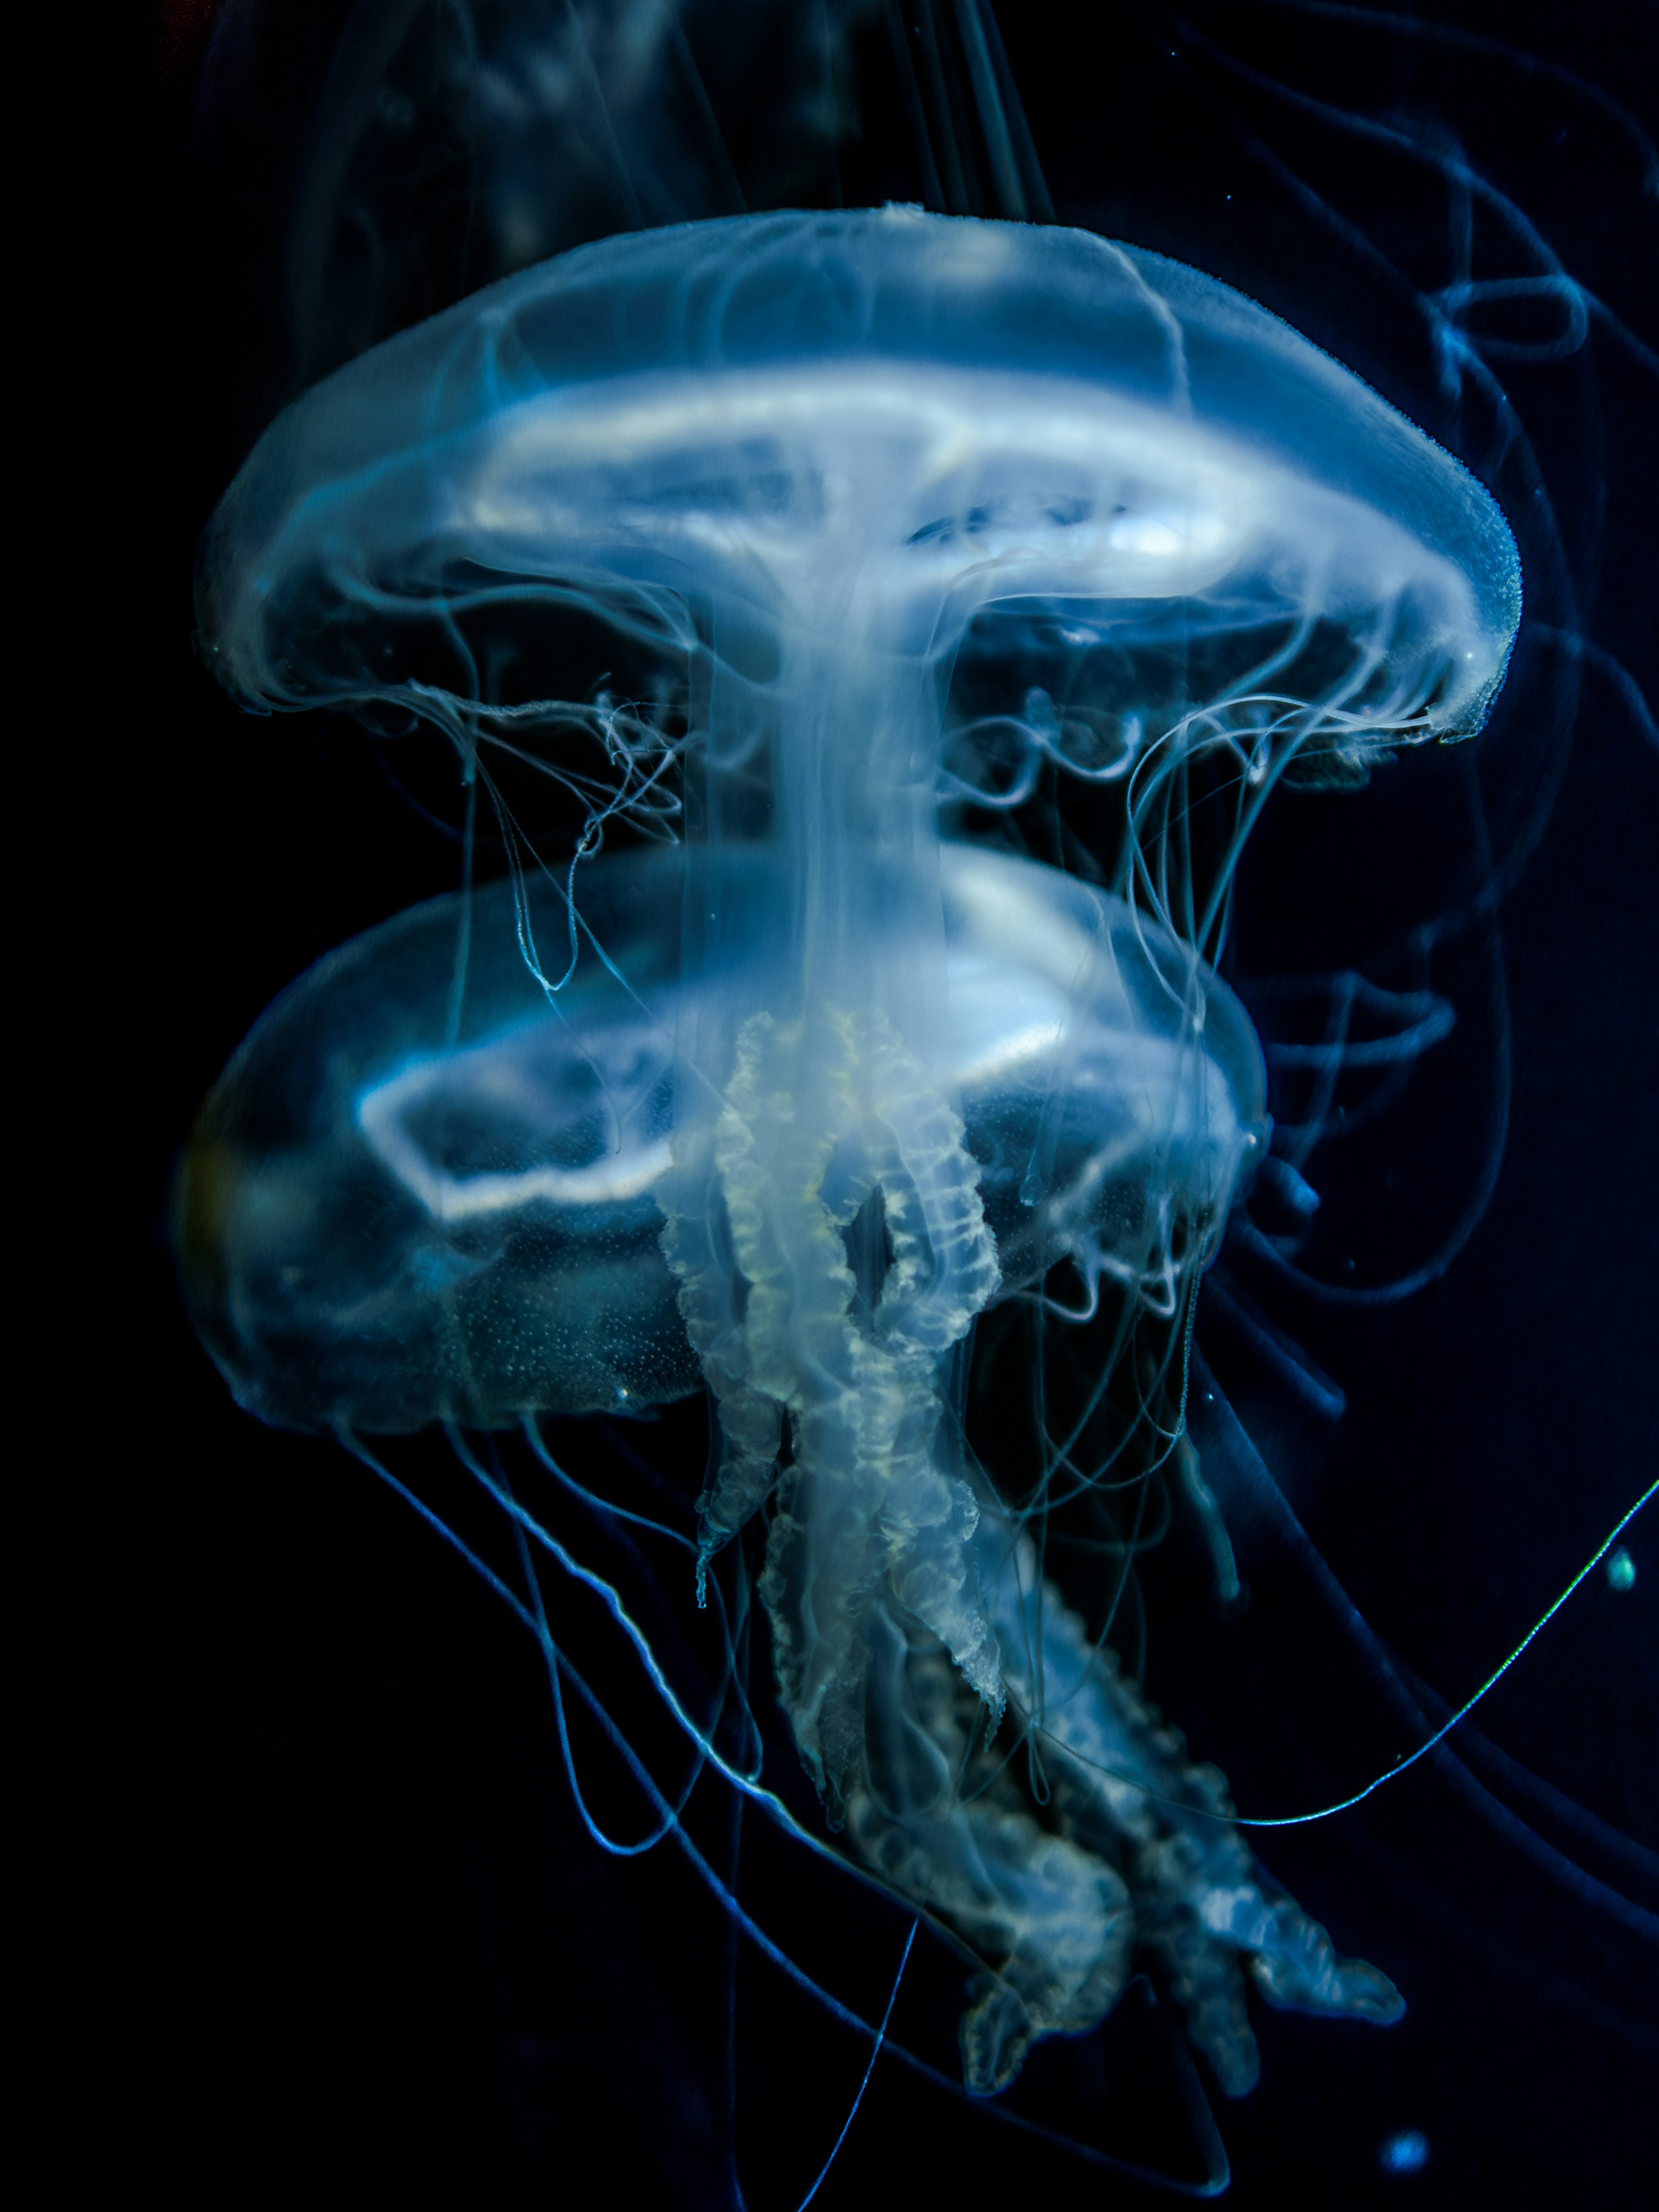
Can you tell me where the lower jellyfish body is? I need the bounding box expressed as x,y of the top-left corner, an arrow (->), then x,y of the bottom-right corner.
178,835 -> 1403,2115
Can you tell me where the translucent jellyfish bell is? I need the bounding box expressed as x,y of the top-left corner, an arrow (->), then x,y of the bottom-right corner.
176,842 -> 1265,1430
181,207 -> 1522,2102
201,207 -> 1518,733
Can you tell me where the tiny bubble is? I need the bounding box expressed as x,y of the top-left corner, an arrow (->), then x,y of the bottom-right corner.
1379,2129 -> 1429,2175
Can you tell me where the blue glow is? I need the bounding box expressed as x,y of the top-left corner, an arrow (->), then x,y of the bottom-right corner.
175,198 -> 1526,2101
168,3 -> 1655,2199
1378,2128 -> 1430,2175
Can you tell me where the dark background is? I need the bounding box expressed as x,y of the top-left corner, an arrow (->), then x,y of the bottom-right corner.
97,3 -> 1657,2204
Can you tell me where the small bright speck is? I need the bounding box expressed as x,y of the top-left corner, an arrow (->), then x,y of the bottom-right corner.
1379,2129 -> 1430,2175
1606,1545 -> 1636,1592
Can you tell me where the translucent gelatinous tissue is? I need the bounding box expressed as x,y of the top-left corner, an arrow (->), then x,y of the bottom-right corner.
178,210 -> 1521,2097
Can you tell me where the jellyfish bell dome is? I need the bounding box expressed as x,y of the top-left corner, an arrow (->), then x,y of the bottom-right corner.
200,204 -> 1520,768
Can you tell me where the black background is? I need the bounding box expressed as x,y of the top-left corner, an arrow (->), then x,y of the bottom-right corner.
99,4 -> 1657,2204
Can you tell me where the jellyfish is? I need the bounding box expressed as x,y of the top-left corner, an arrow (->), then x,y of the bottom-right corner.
177,195 -> 1524,2087
156,2 -> 1656,2199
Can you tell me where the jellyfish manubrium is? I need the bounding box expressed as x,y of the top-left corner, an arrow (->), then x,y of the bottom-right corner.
176,209 -> 1520,2100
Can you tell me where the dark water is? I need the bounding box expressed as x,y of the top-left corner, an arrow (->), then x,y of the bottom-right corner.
118,4 -> 1655,2203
